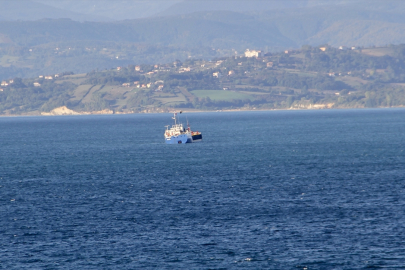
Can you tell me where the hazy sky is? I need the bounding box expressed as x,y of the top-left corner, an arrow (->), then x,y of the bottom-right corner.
1,0 -> 366,21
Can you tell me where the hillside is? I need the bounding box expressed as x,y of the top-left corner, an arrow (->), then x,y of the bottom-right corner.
16,0 -> 401,22
0,0 -> 108,21
31,0 -> 181,21
0,0 -> 360,22
2,44 -> 405,115
2,1 -> 405,80
3,4 -> 405,48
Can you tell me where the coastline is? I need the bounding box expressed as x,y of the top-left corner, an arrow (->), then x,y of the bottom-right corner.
1,105 -> 404,118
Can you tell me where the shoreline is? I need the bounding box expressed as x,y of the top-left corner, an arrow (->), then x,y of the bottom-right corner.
1,106 -> 404,118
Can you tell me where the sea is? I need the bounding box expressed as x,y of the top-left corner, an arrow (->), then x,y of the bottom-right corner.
1,109 -> 405,269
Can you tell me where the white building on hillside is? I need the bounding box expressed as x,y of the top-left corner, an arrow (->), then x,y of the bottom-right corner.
213,72 -> 222,78
245,49 -> 263,58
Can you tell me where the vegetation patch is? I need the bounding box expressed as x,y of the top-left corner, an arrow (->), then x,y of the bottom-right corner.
71,84 -> 93,101
361,47 -> 396,57
0,55 -> 19,67
155,94 -> 187,105
3,44 -> 405,114
190,90 -> 254,101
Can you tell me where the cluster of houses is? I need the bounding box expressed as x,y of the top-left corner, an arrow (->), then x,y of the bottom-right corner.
245,49 -> 263,58
213,72 -> 222,78
117,64 -> 171,74
0,79 -> 14,91
38,75 -> 55,80
33,74 -> 60,87
122,80 -> 164,91
1,45 -> 366,96
1,79 -> 13,87
37,74 -> 59,80
246,46 -> 357,57
122,45 -> 356,83
212,70 -> 239,78
328,72 -> 352,77
244,46 -> 356,56
320,46 -> 357,52
0,77 -> 58,90
242,47 -> 357,79
179,67 -> 192,73
117,64 -> 194,75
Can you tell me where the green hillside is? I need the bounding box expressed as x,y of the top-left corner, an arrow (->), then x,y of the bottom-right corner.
190,90 -> 254,102
2,44 -> 405,115
2,3 -> 405,80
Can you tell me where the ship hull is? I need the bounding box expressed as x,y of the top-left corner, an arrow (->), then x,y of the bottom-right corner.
192,134 -> 202,141
165,133 -> 192,144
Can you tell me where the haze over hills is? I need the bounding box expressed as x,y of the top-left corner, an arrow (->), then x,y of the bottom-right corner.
0,0 -> 109,21
2,2 -> 405,49
31,0 -> 182,21
1,0 -> 302,21
3,1 -> 405,114
156,0 -> 357,17
1,0 -> 398,21
3,44 -> 405,115
1,0 -> 326,21
2,0 -> 405,49
2,0 -> 405,79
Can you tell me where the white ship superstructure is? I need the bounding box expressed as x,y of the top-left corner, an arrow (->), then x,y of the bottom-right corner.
164,112 -> 193,144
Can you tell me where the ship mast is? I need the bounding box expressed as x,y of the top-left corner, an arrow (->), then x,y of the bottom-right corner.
172,113 -> 177,125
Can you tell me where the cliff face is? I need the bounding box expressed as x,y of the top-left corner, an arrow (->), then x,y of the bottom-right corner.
41,106 -> 113,116
41,106 -> 79,115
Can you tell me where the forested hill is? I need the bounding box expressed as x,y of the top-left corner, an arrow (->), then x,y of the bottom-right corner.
2,2 -> 405,80
2,45 -> 405,115
4,0 -> 405,22
3,5 -> 405,48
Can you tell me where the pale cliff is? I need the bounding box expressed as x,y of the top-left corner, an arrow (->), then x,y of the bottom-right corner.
41,106 -> 113,116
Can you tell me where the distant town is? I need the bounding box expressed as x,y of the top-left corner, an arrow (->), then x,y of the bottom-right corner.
1,44 -> 405,115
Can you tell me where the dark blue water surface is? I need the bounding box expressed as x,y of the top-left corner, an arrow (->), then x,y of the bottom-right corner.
1,109 -> 405,269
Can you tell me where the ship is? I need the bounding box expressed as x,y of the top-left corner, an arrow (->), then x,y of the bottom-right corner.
164,112 -> 202,144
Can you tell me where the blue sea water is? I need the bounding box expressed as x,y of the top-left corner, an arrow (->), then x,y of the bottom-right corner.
1,109 -> 405,269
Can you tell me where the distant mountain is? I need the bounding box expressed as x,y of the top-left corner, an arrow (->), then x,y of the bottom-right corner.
0,14 -> 293,49
2,3 -> 405,49
0,0 -> 109,21
157,0 -> 307,16
257,3 -> 405,47
3,0 -> 314,21
2,0 -> 405,24
156,0 -> 369,17
2,1 -> 405,80
0,0 -> 378,22
32,0 -> 182,21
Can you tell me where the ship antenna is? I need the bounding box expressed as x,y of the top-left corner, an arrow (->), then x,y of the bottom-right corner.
186,116 -> 190,131
172,112 -> 177,125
